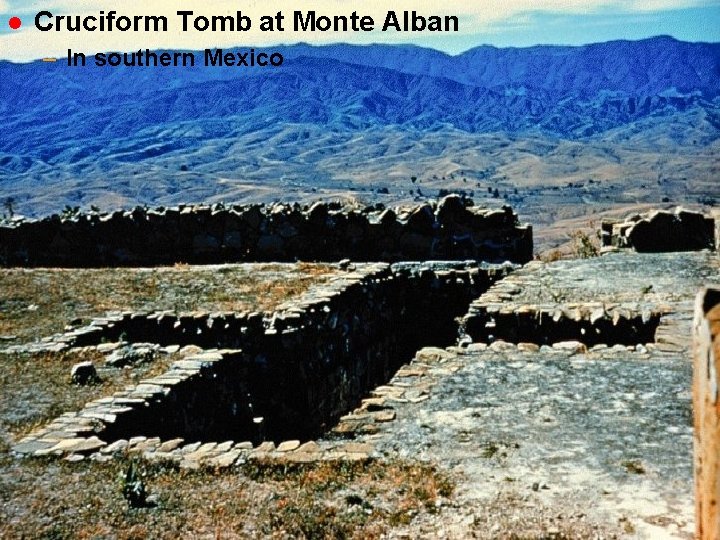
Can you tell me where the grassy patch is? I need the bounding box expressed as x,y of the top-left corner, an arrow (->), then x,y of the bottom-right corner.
0,263 -> 334,342
0,349 -> 182,439
0,456 -> 454,539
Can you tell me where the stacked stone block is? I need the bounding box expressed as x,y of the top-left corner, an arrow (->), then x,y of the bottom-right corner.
0,196 -> 532,266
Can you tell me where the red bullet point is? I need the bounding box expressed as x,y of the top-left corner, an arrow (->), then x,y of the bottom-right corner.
9,17 -> 22,30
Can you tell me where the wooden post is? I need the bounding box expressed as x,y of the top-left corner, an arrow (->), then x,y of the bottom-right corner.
694,287 -> 720,539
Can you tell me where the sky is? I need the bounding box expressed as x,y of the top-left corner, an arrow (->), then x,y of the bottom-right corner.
0,0 -> 719,61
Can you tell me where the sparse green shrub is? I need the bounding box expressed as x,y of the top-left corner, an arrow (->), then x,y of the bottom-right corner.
3,197 -> 15,219
61,205 -> 80,219
119,462 -> 148,508
621,459 -> 645,474
571,230 -> 599,259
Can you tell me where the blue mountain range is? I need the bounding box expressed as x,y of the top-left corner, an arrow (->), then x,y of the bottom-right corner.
2,37 -> 719,148
0,36 -> 718,218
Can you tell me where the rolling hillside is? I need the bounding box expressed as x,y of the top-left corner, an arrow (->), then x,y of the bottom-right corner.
0,36 -> 718,250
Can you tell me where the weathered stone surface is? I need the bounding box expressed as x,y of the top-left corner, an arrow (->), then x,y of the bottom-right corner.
463,251 -> 717,350
12,440 -> 56,455
372,410 -> 396,423
50,437 -> 106,454
277,440 -> 301,452
341,442 -> 374,454
296,441 -> 321,453
552,341 -> 588,354
102,439 -> 129,454
106,343 -> 158,367
209,450 -> 241,468
415,347 -> 454,363
255,441 -> 275,453
158,439 -> 184,453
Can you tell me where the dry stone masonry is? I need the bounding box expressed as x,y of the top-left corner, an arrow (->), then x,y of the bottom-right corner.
0,197 -> 532,266
601,207 -> 716,253
6,200 -> 720,537
340,251 -> 718,537
13,261 -> 513,456
11,250 -> 716,539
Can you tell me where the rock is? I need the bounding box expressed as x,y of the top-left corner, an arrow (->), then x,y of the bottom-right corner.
378,208 -> 397,225
210,450 -> 241,468
256,234 -> 284,256
416,347 -> 454,362
96,341 -> 123,353
179,345 -> 203,356
12,439 -> 56,455
490,340 -> 516,352
436,194 -> 468,225
552,341 -> 588,354
106,343 -> 157,367
0,201 -> 532,264
373,410 -> 396,422
341,442 -> 374,454
158,438 -> 184,453
102,439 -> 129,454
405,203 -> 436,234
606,208 -> 715,252
307,202 -> 329,226
255,441 -> 276,453
223,230 -> 243,249
296,441 -> 321,453
50,437 -> 106,454
70,361 -> 100,385
277,440 -> 301,452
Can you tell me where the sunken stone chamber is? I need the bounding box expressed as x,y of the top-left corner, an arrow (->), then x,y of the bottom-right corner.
463,304 -> 661,347
15,262 -> 511,455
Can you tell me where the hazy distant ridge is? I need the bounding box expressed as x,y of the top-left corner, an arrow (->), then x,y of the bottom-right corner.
283,37 -> 720,95
1,36 -> 719,150
0,36 -> 718,219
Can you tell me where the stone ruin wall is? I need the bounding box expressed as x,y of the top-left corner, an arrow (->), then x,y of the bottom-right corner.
0,196 -> 533,266
602,207 -> 717,253
9,199 -> 720,531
